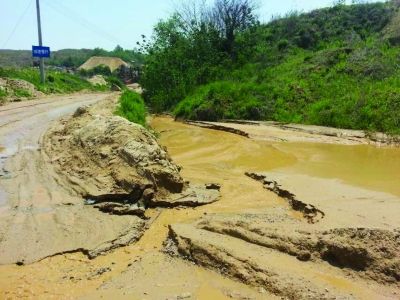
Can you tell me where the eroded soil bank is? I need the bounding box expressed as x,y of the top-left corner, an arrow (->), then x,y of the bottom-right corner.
0,110 -> 399,299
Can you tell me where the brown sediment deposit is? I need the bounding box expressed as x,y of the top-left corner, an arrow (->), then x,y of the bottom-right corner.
185,120 -> 250,138
156,116 -> 400,298
187,119 -> 400,146
244,171 -> 400,230
167,220 -> 400,299
245,172 -> 325,223
1,99 -> 400,299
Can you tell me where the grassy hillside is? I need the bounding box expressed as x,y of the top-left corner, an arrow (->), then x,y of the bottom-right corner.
0,50 -> 33,68
0,67 -> 107,104
142,0 -> 400,134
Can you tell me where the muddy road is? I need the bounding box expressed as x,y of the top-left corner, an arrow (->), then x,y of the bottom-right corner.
0,97 -> 399,299
0,93 -> 147,265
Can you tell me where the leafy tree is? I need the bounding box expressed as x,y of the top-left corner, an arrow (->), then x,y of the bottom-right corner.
140,0 -> 259,111
114,45 -> 124,52
210,0 -> 258,56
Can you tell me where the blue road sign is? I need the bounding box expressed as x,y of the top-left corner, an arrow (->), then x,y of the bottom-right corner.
32,46 -> 51,58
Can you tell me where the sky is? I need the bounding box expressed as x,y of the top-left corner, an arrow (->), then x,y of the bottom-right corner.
1,0 -> 385,51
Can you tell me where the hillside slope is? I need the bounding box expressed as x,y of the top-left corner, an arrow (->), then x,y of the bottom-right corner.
143,0 -> 400,134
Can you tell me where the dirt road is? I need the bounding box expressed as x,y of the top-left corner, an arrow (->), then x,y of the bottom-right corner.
0,93 -> 146,265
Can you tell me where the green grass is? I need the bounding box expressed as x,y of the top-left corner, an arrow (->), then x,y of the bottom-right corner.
13,88 -> 32,98
0,67 -> 106,94
174,81 -> 268,121
115,90 -> 147,126
175,42 -> 400,135
106,76 -> 125,90
0,88 -> 7,104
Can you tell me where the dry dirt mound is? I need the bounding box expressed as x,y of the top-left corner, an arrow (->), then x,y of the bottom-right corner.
0,77 -> 43,103
43,100 -> 220,217
78,56 -> 129,72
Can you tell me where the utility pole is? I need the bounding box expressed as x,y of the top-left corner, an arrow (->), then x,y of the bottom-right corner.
35,0 -> 45,84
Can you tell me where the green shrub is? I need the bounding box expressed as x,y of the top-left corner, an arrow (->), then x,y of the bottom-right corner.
13,88 -> 31,98
106,76 -> 125,90
277,39 -> 289,50
175,81 -> 268,121
0,89 -> 7,104
115,90 -> 146,126
79,65 -> 112,77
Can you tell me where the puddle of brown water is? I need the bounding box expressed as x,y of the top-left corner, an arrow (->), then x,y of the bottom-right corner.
152,117 -> 296,179
0,146 -> 4,153
275,142 -> 400,197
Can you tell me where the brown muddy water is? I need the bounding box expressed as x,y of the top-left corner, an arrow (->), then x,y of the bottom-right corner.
0,116 -> 399,299
154,117 -> 400,198
274,142 -> 400,197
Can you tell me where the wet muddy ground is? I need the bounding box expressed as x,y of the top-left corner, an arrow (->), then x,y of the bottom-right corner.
0,108 -> 399,298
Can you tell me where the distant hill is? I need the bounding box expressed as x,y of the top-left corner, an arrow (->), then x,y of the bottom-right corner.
0,50 -> 33,68
0,47 -> 144,69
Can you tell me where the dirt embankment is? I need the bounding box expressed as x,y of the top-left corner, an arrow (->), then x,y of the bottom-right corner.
186,119 -> 400,146
0,77 -> 44,104
166,213 -> 400,299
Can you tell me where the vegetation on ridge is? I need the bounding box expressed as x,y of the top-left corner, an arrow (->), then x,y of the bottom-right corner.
0,68 -> 104,94
115,90 -> 147,126
141,0 -> 400,134
0,46 -> 144,69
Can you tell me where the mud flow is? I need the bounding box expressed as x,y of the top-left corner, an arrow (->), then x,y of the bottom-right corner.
0,109 -> 399,299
